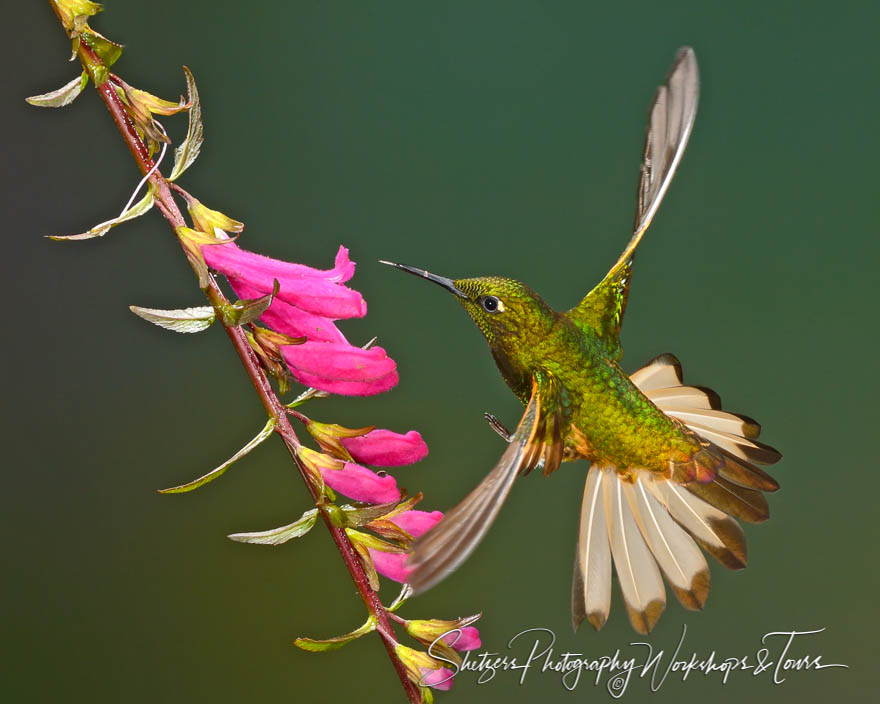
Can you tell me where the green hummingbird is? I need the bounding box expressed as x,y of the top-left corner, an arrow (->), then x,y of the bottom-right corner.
382,47 -> 781,634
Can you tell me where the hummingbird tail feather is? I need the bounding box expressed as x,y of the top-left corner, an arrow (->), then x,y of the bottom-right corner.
635,353 -> 781,516
603,470 -> 667,634
572,353 -> 781,633
571,467 -> 612,631
572,467 -> 711,634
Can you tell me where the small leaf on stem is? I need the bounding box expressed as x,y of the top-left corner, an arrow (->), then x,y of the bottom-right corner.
221,279 -> 279,327
168,67 -> 203,182
227,508 -> 318,545
48,189 -> 154,241
351,540 -> 381,591
129,305 -> 215,333
52,0 -> 103,32
340,493 -> 421,528
293,614 -> 377,652
26,72 -> 88,107
386,584 -> 414,613
345,528 -> 408,555
159,417 -> 276,493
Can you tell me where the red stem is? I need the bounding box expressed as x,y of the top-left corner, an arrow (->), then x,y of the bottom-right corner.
55,20 -> 421,704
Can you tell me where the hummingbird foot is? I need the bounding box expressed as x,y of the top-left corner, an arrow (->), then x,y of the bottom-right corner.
483,412 -> 512,442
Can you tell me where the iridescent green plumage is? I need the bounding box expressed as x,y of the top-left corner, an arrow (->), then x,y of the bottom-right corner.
452,276 -> 699,473
383,48 -> 782,634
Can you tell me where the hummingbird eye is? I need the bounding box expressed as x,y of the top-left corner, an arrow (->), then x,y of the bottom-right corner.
480,296 -> 504,314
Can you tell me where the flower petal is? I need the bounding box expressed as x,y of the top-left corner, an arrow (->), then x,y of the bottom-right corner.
341,430 -> 428,466
369,550 -> 411,583
442,627 -> 482,651
282,342 -> 398,396
392,510 -> 443,538
229,278 -> 346,343
204,243 -> 365,318
320,461 -> 400,504
420,667 -> 455,691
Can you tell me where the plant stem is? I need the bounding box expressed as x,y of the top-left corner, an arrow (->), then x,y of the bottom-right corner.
53,15 -> 420,704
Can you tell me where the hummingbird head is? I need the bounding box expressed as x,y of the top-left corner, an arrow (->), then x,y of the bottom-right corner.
380,261 -> 557,351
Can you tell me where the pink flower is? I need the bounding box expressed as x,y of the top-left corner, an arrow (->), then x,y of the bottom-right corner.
371,551 -> 412,583
369,510 -> 443,583
395,645 -> 458,692
393,510 -> 443,538
420,667 -> 454,691
405,616 -> 482,653
228,278 -> 346,344
282,342 -> 398,396
203,242 -> 399,397
319,461 -> 400,504
341,430 -> 428,466
441,627 -> 481,651
204,243 -> 366,318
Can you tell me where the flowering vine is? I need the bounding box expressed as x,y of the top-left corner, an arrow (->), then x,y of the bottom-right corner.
30,2 -> 480,702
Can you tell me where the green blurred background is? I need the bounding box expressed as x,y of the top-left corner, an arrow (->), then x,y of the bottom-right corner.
4,1 -> 877,702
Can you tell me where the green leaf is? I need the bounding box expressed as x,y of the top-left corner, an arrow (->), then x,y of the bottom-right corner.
386,584 -> 413,613
345,528 -> 408,554
221,280 -> 278,327
129,305 -> 215,333
227,508 -> 318,545
159,417 -> 276,494
293,615 -> 377,653
351,540 -> 380,591
339,493 -> 419,528
48,189 -> 154,241
168,67 -> 203,182
26,72 -> 88,108
80,28 -> 123,69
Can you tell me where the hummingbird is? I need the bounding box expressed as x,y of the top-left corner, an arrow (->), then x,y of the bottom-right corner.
381,47 -> 781,634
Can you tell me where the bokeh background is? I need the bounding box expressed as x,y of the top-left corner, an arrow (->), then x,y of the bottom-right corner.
4,1 -> 877,702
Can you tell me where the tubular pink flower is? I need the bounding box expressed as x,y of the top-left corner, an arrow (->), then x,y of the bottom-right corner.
369,510 -> 443,583
229,278 -> 346,344
441,627 -> 482,651
203,243 -> 366,318
370,551 -> 411,583
406,617 -> 482,653
420,666 -> 455,691
282,342 -> 398,396
393,510 -> 443,538
341,429 -> 428,466
320,461 -> 400,504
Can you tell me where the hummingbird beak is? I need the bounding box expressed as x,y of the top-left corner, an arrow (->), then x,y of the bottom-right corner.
379,260 -> 468,300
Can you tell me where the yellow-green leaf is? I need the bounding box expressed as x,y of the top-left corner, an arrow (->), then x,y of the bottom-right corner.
293,615 -> 377,652
185,195 -> 244,235
129,305 -> 215,333
227,508 -> 319,545
168,67 -> 203,181
221,279 -> 278,327
80,27 -> 123,70
159,417 -> 276,494
26,73 -> 88,108
52,0 -> 103,30
48,189 -> 154,241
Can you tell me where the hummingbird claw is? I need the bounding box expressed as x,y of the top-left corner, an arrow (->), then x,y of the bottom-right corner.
484,412 -> 513,442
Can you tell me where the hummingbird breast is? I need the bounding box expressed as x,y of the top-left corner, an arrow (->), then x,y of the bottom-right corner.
544,319 -> 698,473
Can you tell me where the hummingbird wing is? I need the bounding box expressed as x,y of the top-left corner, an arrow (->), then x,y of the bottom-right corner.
568,47 -> 699,357
406,377 -> 564,594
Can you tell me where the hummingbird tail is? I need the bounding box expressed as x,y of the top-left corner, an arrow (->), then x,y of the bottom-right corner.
572,354 -> 782,635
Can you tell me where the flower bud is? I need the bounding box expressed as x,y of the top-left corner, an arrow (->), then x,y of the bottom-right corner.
394,645 -> 455,692
341,429 -> 428,466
